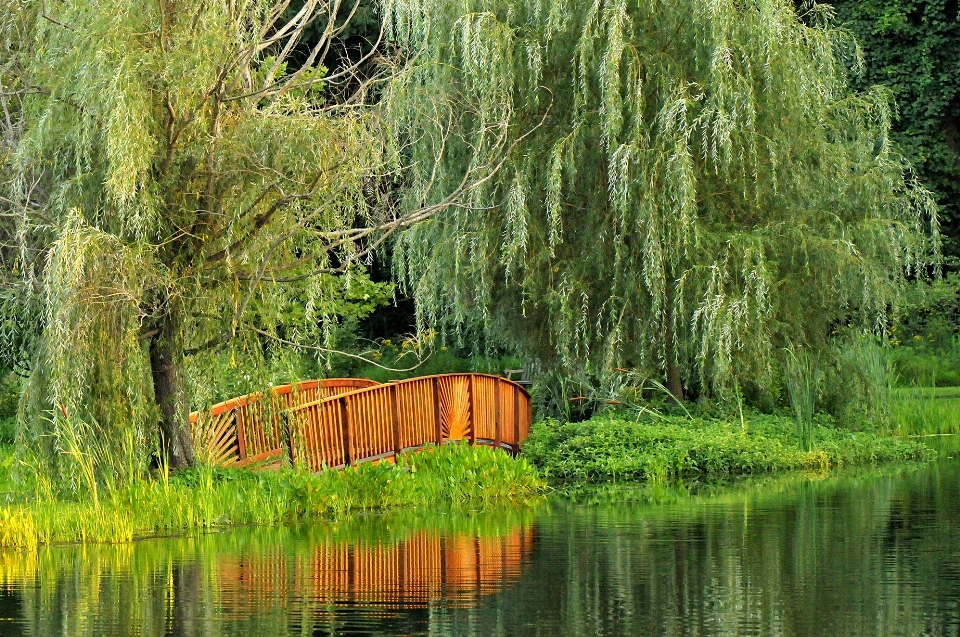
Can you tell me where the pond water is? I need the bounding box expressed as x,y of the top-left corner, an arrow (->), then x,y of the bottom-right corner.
3,459 -> 960,636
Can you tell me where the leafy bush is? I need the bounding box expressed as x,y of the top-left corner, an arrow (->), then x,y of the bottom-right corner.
888,273 -> 960,388
523,412 -> 933,485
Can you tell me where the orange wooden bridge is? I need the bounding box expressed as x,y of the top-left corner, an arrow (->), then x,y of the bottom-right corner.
190,374 -> 533,471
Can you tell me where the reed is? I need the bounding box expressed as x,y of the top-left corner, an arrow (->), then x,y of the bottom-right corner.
0,443 -> 546,549
785,348 -> 821,451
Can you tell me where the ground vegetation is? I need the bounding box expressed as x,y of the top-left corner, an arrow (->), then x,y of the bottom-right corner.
524,410 -> 933,485
0,442 -> 544,549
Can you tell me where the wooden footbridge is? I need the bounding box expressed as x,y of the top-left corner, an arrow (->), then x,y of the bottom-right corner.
190,374 -> 533,471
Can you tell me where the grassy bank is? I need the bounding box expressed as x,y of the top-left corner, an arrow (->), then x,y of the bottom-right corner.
0,443 -> 545,549
523,412 -> 934,485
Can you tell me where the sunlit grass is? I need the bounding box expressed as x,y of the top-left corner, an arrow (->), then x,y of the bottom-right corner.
0,443 -> 546,549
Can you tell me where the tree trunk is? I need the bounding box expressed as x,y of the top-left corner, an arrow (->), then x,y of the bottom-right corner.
664,283 -> 685,402
150,309 -> 196,469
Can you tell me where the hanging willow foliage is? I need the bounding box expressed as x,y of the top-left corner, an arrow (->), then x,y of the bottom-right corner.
2,0 -> 510,485
385,0 -> 940,399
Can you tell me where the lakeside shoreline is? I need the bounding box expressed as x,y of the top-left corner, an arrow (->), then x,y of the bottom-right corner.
1,408 -> 945,550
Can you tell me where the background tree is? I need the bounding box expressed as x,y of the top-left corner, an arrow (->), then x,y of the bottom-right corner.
1,0 -> 507,485
822,0 -> 960,257
386,0 -> 940,402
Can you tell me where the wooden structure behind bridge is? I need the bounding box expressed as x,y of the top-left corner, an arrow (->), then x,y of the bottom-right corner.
190,374 -> 533,471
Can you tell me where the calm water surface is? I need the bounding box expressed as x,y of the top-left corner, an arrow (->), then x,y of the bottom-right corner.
3,460 -> 960,636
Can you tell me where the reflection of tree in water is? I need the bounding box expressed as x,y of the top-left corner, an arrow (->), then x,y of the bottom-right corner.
6,466 -> 960,637
449,465 -> 960,637
0,510 -> 537,637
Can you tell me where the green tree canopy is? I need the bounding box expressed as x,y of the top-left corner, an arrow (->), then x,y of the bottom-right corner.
0,0 -> 504,484
387,0 -> 940,400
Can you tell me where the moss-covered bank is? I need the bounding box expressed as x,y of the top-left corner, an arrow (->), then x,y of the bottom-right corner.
523,412 -> 934,485
0,443 -> 545,549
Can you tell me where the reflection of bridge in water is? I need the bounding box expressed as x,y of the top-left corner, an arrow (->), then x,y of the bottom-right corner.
0,519 -> 539,635
218,525 -> 537,612
191,374 -> 533,471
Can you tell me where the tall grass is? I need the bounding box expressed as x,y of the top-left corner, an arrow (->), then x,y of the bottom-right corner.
889,387 -> 960,437
0,442 -> 546,549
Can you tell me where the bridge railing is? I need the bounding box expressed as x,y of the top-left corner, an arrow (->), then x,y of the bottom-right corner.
189,378 -> 381,467
288,374 -> 532,472
190,374 -> 533,471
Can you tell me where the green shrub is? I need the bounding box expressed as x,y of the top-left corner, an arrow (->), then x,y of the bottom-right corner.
523,411 -> 933,485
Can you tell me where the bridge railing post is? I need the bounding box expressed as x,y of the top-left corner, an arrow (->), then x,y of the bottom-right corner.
390,383 -> 402,459
468,375 -> 476,446
432,377 -> 443,446
283,409 -> 296,468
494,380 -> 502,451
513,389 -> 521,455
340,396 -> 354,467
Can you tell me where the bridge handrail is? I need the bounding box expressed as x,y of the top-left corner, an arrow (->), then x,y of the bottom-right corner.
295,373 -> 531,410
189,378 -> 381,422
189,378 -> 381,467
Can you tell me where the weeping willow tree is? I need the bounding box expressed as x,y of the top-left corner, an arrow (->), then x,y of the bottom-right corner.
385,0 -> 940,401
1,0 -> 506,484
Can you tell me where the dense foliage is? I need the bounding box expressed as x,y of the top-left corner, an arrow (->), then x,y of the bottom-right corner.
388,0 -> 940,402
826,0 -> 960,255
0,0 -> 504,485
889,271 -> 960,385
524,411 -> 933,484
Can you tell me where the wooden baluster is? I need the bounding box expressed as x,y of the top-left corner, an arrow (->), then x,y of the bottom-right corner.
390,383 -> 402,459
432,377 -> 443,445
513,389 -> 521,455
283,410 -> 295,467
340,396 -> 354,467
494,379 -> 502,451
236,405 -> 247,460
468,375 -> 476,446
